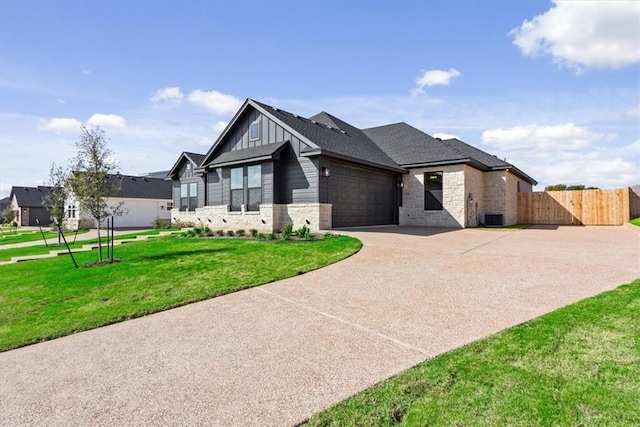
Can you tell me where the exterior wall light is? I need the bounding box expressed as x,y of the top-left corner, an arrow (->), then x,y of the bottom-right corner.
322,167 -> 330,177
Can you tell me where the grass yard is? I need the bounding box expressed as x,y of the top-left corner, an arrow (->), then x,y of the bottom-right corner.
305,279 -> 640,426
0,235 -> 362,352
630,217 -> 640,227
0,229 -> 89,245
0,229 -> 175,261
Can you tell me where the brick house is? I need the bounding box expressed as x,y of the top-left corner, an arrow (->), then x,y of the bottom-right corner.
168,99 -> 536,231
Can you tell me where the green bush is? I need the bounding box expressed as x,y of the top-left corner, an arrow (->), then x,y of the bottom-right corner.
226,230 -> 235,237
236,229 -> 246,237
215,229 -> 224,236
250,229 -> 258,238
152,217 -> 172,229
281,223 -> 293,240
203,226 -> 213,237
267,232 -> 276,240
256,232 -> 266,239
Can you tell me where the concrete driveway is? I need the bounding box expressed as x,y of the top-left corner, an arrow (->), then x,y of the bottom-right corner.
1,225 -> 639,426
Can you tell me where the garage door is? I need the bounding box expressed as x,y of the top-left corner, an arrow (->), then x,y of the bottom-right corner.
328,162 -> 397,228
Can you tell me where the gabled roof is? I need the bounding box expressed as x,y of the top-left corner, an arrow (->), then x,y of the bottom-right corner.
110,174 -> 172,199
364,123 -> 537,185
201,99 -> 405,173
166,151 -> 206,179
9,186 -> 51,208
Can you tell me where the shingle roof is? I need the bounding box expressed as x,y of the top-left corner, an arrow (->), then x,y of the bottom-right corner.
251,100 -> 405,172
10,186 -> 51,208
110,174 -> 172,199
166,151 -> 206,179
362,123 -> 470,167
209,140 -> 288,167
441,138 -> 512,169
184,152 -> 205,167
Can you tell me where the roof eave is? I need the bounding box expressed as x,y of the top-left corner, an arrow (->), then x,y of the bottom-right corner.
302,150 -> 407,173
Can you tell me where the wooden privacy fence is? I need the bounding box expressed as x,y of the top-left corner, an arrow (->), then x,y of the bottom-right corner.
517,188 -> 634,226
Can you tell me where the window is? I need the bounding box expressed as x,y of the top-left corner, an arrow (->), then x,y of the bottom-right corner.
424,172 -> 443,210
66,204 -> 77,219
230,167 -> 243,211
247,164 -> 262,211
167,201 -> 173,210
180,183 -> 198,211
229,165 -> 262,212
249,120 -> 260,141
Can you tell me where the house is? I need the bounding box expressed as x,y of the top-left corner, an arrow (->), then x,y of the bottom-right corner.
8,186 -> 53,226
168,99 -> 536,231
66,174 -> 173,229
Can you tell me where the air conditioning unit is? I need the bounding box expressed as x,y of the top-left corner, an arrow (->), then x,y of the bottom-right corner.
485,213 -> 504,227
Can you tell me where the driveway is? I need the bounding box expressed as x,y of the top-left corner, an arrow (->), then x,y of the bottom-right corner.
1,226 -> 638,426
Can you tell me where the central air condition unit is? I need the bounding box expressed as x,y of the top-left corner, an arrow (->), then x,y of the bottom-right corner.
485,213 -> 504,227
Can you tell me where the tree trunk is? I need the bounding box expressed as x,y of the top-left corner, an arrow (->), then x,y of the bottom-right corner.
97,220 -> 102,262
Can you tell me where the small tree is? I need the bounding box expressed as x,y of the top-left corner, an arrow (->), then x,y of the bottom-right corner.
42,163 -> 69,243
0,206 -> 15,225
545,184 -> 568,191
67,126 -> 121,263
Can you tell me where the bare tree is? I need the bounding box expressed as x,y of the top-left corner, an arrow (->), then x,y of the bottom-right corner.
42,163 -> 69,244
66,126 -> 121,263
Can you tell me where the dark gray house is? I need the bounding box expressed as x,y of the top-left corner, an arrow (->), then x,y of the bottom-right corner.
168,99 -> 536,230
8,186 -> 53,226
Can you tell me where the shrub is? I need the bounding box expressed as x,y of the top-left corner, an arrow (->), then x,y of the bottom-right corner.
186,229 -> 196,238
250,229 -> 258,238
294,225 -> 309,237
323,231 -> 334,239
236,229 -> 246,237
203,226 -> 213,237
281,223 -> 293,240
267,232 -> 276,240
256,232 -> 266,239
215,229 -> 224,236
226,230 -> 235,237
152,217 -> 171,229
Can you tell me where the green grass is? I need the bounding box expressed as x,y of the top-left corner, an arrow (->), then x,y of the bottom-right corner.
630,217 -> 640,227
0,235 -> 361,352
0,229 -> 175,261
305,279 -> 640,426
0,229 -> 89,245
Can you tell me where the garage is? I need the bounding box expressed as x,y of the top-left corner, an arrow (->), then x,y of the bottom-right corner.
328,161 -> 398,228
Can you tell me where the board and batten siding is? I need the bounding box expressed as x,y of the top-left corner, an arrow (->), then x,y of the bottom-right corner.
206,106 -> 320,206
174,161 -> 205,209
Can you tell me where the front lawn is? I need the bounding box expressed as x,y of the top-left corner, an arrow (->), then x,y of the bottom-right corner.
0,229 -> 176,261
0,229 -> 89,245
305,278 -> 640,426
630,217 -> 640,227
0,235 -> 361,351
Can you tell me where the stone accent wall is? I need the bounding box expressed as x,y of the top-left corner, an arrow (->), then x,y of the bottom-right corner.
171,203 -> 332,232
464,165 -> 485,227
483,171 -> 506,223
399,165 -> 465,228
273,203 -> 332,231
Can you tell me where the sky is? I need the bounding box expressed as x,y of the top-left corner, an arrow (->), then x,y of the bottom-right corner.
1,0 -> 639,198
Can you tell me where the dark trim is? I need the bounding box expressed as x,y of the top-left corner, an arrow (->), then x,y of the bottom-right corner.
302,150 -> 407,174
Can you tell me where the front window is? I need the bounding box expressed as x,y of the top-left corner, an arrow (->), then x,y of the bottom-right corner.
424,172 -> 443,210
180,183 -> 198,211
247,164 -> 262,211
230,167 -> 244,211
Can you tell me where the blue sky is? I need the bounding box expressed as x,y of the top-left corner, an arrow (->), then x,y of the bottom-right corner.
1,0 -> 638,197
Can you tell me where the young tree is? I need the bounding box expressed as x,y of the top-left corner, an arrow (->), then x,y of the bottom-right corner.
0,206 -> 15,225
66,126 -> 121,263
42,163 -> 69,243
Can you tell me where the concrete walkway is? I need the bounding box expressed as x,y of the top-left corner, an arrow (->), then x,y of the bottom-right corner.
1,226 -> 638,426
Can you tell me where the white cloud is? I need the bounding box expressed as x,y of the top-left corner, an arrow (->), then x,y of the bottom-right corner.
411,68 -> 461,97
481,123 -> 615,151
81,68 -> 91,75
56,99 -> 65,105
187,90 -> 242,115
626,106 -> 640,118
150,86 -> 184,104
213,121 -> 228,132
511,0 -> 640,71
39,117 -> 82,133
86,113 -> 127,129
433,132 -> 459,140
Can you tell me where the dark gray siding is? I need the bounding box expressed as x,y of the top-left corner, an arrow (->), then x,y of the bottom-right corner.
173,160 -> 205,209
207,168 -> 223,205
274,146 -> 319,204
262,161 -> 274,204
209,161 -> 274,207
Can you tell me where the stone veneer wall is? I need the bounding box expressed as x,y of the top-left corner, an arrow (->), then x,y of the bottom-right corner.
399,165 -> 466,228
464,165 -> 485,227
483,171 -> 506,224
171,203 -> 332,232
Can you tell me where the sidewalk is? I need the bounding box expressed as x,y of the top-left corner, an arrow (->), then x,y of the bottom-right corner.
0,228 -> 152,250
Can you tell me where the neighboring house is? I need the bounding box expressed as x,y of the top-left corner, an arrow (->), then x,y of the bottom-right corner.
8,186 -> 53,226
66,174 -> 172,229
0,197 -> 10,214
168,99 -> 536,231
